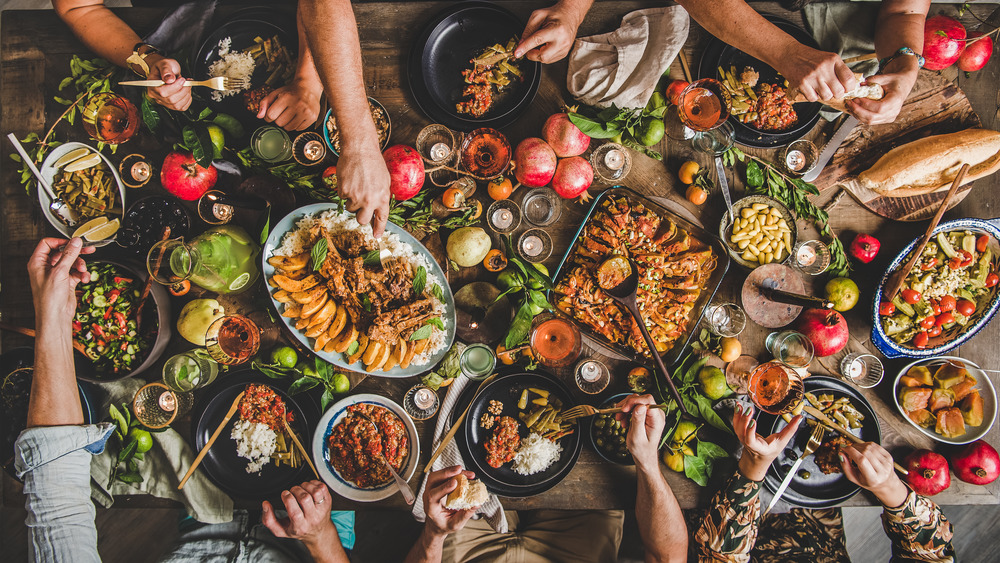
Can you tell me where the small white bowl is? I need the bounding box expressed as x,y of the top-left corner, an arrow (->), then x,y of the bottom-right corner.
893,356 -> 997,445
38,142 -> 126,245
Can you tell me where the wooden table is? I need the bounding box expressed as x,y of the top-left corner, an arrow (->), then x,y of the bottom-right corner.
3,2 -> 999,512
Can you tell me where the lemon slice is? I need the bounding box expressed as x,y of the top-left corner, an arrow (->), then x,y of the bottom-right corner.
228,272 -> 251,291
54,148 -> 92,168
83,218 -> 120,242
71,217 -> 108,239
64,153 -> 103,173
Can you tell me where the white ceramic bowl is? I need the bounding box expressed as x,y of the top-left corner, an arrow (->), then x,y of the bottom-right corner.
38,142 -> 126,245
893,355 -> 997,445
312,393 -> 419,502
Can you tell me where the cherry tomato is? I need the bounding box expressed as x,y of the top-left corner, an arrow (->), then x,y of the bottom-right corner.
928,325 -> 942,338
901,288 -> 921,304
986,272 -> 999,288
958,250 -> 974,268
977,234 -> 989,253
956,299 -> 976,317
929,299 -> 942,316
936,312 -> 955,326
913,331 -> 929,348
919,316 -> 937,330
879,301 -> 896,316
949,256 -> 964,269
939,295 -> 956,312
920,258 -> 938,271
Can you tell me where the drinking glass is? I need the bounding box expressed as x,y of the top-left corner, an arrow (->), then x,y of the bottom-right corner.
574,359 -> 611,394
746,360 -> 804,415
765,330 -> 814,368
789,240 -> 831,275
81,92 -> 140,144
147,225 -> 261,294
677,78 -> 731,132
704,302 -> 746,337
692,121 -> 736,155
590,142 -> 632,183
529,313 -> 582,368
133,382 -> 193,429
162,350 -> 220,392
251,126 -> 293,163
486,199 -> 522,235
206,315 -> 261,366
521,187 -> 562,227
839,353 -> 884,388
459,343 -> 496,380
459,128 -> 510,180
403,384 -> 440,421
725,355 -> 759,395
517,228 -> 553,263
416,124 -> 457,164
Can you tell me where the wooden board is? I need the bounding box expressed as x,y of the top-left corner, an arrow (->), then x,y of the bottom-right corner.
811,70 -> 981,221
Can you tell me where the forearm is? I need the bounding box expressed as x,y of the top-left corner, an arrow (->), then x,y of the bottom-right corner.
293,5 -> 322,90
28,314 -> 83,428
554,0 -> 595,28
694,470 -> 762,563
881,487 -> 955,563
403,527 -> 446,563
303,527 -> 351,563
875,0 -> 931,59
676,0 -> 797,71
636,465 -> 687,563
53,0 -> 142,68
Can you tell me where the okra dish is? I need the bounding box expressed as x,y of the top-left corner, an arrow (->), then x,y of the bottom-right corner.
73,263 -> 154,375
879,231 -> 1000,349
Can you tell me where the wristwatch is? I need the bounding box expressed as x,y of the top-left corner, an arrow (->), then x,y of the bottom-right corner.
126,43 -> 162,77
879,46 -> 925,72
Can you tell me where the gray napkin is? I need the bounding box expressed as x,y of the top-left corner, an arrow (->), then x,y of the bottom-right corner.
412,376 -> 508,533
567,7 -> 690,110
89,379 -> 234,524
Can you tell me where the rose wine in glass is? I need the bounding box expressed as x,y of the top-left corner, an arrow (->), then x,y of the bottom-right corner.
206,315 -> 261,366
82,92 -> 140,144
530,314 -> 582,368
677,78 -> 731,132
460,128 -> 511,179
746,360 -> 803,415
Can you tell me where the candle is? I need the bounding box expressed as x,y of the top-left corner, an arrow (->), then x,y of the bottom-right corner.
212,203 -> 235,223
604,148 -> 625,171
158,391 -> 176,412
413,387 -> 436,409
578,360 -> 602,382
848,358 -> 864,379
430,142 -> 451,162
521,235 -> 543,257
490,208 -> 513,230
131,161 -> 151,182
785,150 -> 806,172
796,245 -> 817,267
303,140 -> 324,161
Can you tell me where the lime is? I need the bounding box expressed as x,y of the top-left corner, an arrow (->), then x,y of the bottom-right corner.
645,91 -> 666,112
270,345 -> 298,368
527,263 -> 549,290
497,270 -> 525,291
212,114 -> 245,140
206,125 -> 225,160
698,366 -> 732,401
637,119 -> 666,147
128,428 -> 153,454
54,147 -> 92,168
332,373 -> 350,394
228,272 -> 251,291
825,277 -> 860,312
672,421 -> 698,446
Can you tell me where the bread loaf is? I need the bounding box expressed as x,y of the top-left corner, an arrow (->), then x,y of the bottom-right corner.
790,72 -> 884,112
858,128 -> 1000,197
445,474 -> 488,510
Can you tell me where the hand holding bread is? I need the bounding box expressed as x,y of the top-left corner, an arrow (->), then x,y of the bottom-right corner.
422,466 -> 483,538
790,72 -> 885,113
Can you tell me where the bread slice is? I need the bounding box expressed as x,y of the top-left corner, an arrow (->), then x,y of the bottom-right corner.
789,72 -> 884,111
858,128 -> 1000,197
445,474 -> 488,510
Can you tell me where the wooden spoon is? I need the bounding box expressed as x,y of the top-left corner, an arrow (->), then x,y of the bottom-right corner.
178,390 -> 244,490
882,163 -> 970,302
0,321 -> 86,355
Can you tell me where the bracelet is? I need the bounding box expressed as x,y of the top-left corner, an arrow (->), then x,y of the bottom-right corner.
126,43 -> 162,77
878,46 -> 925,72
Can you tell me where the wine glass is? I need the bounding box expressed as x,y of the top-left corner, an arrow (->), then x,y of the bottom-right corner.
746,360 -> 804,415
81,92 -> 140,144
205,315 -> 261,366
677,78 -> 731,133
529,313 -> 582,368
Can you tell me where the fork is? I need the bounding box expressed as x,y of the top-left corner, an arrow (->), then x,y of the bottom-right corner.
353,411 -> 416,505
118,77 -> 250,91
562,403 -> 670,420
764,423 -> 825,515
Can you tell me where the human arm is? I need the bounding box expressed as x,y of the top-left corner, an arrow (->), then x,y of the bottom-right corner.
404,466 -> 479,563
514,0 -> 594,64
619,395 -> 687,563
675,0 -> 856,101
256,6 -> 323,131
261,481 -> 350,563
845,0 -> 931,125
297,0 -> 390,237
839,443 -> 955,562
52,0 -> 192,110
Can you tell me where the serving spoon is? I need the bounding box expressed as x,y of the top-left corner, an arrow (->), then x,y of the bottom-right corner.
7,133 -> 79,227
597,255 -> 690,416
354,411 -> 416,505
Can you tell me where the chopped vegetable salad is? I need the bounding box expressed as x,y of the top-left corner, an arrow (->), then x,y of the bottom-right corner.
73,263 -> 152,375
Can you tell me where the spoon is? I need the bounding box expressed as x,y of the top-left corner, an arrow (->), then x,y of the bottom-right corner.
597,255 -> 690,416
354,411 -> 416,505
7,133 -> 79,227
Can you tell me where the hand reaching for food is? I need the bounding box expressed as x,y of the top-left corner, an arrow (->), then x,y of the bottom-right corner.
27,237 -> 94,327
845,62 -> 919,125
145,56 -> 192,112
514,0 -> 588,64
424,466 -> 480,538
257,78 -> 323,131
839,442 -> 909,507
619,394 -> 666,472
262,481 -> 340,549
734,404 -> 801,481
336,140 -> 391,238
776,45 -> 858,102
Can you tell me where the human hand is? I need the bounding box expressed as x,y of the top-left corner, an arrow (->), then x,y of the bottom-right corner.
777,44 -> 858,102
423,465 -> 479,539
514,0 -> 585,64
619,394 -> 666,473
257,78 -> 323,131
733,404 -> 801,482
27,238 -> 94,327
145,56 -> 192,112
840,442 -> 909,508
262,481 -> 339,550
844,59 -> 919,125
337,138 -> 391,237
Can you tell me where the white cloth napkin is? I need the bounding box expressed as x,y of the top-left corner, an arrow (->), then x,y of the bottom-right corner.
411,376 -> 508,533
567,7 -> 690,110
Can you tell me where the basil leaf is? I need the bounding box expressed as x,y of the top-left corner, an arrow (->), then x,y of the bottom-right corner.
430,283 -> 444,301
409,324 -> 433,341
311,238 -> 328,271
745,160 -> 764,188
362,249 -> 381,267
505,301 -> 534,349
288,377 -> 320,396
413,265 -> 427,296
427,317 -> 445,330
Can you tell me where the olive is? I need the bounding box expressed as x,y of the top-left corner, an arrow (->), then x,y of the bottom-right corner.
798,469 -> 811,479
594,418 -> 606,429
595,438 -> 604,447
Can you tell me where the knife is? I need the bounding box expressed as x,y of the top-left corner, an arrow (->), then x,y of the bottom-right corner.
801,115 -> 859,183
764,455 -> 806,516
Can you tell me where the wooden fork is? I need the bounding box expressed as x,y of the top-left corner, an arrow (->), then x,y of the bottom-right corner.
119,77 -> 250,91
562,403 -> 670,420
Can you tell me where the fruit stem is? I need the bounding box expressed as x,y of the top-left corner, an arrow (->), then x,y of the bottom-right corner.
976,467 -> 987,478
922,468 -> 936,480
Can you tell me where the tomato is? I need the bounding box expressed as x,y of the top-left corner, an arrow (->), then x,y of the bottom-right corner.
879,301 -> 896,316
939,295 -> 956,312
913,331 -> 929,348
901,288 -> 921,304
919,316 -> 937,329
929,299 -> 942,316
986,272 -> 999,288
951,249 -> 975,269
977,234 -> 989,253
920,258 -> 938,270
322,166 -> 337,188
936,312 -> 955,326
956,299 -> 976,317
928,325 -> 942,337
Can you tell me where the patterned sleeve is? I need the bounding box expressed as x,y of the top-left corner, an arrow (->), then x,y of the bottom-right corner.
694,471 -> 762,563
881,489 -> 955,563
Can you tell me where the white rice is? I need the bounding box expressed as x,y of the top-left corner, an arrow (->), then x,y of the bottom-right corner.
208,37 -> 254,102
512,432 -> 562,475
273,208 -> 448,366
231,419 -> 277,473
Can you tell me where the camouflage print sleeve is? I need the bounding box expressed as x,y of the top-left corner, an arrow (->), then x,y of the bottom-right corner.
695,471 -> 762,562
882,489 -> 955,563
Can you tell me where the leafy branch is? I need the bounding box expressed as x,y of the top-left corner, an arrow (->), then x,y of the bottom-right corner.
252,355 -> 347,411
106,402 -> 160,487
567,103 -> 665,160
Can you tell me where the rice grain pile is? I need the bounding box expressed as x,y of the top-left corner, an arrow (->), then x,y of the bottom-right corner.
208,37 -> 254,102
231,419 -> 277,473
512,432 -> 562,475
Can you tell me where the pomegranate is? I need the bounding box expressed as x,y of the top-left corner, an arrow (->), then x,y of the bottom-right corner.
160,151 -> 217,201
382,144 -> 424,200
958,32 -> 994,72
551,156 -> 594,200
923,15 -> 966,70
796,308 -> 849,357
849,233 -> 880,263
903,449 -> 951,496
542,113 -> 590,157
949,440 -> 999,485
513,137 -> 557,188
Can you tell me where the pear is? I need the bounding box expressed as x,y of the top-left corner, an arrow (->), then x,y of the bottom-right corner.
177,299 -> 225,346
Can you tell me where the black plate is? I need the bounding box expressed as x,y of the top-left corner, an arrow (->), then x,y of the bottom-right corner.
757,376 -> 881,509
192,15 -> 296,127
193,373 -> 320,500
451,372 -> 581,497
697,16 -> 822,148
585,393 -> 634,466
407,1 -> 541,132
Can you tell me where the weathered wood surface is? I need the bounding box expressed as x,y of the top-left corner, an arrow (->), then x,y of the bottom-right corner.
3,3 -> 999,513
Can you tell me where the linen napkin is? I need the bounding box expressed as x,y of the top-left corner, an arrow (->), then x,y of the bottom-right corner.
89,378 -> 235,524
567,7 -> 690,110
412,376 -> 508,533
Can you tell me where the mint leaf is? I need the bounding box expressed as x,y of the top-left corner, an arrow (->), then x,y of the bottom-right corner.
409,324 -> 433,341
363,249 -> 381,267
311,238 -> 328,271
413,265 -> 427,296
427,317 -> 445,330
430,283 -> 445,301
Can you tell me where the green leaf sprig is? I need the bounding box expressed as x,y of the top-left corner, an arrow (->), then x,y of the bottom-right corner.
566,103 -> 666,160
252,356 -> 348,411
311,237 -> 328,271
106,402 -> 162,487
496,235 -> 555,350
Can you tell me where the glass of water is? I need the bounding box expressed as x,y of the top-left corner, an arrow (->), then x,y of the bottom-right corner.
163,350 -> 220,392
704,302 -> 746,337
765,330 -> 814,369
522,187 -> 562,227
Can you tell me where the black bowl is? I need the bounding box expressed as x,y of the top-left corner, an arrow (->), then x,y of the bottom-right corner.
586,393 -> 635,466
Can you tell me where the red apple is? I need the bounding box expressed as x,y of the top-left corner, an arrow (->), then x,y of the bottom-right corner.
160,151 -> 217,201
923,15 -> 967,70
958,32 -> 994,72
